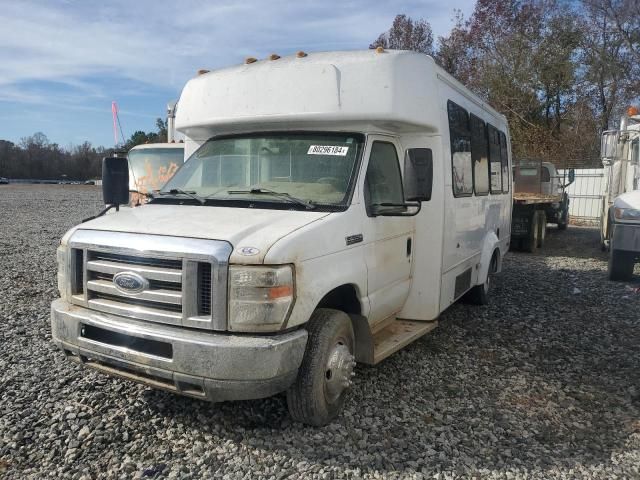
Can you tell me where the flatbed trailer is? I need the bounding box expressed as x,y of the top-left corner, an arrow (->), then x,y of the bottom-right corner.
511,160 -> 574,252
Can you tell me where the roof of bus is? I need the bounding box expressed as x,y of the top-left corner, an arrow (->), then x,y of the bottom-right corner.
175,49 -> 507,139
129,143 -> 184,151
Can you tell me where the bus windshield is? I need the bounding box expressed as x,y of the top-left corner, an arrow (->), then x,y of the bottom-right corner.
161,133 -> 364,208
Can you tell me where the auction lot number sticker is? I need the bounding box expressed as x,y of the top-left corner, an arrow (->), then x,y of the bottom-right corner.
307,145 -> 349,156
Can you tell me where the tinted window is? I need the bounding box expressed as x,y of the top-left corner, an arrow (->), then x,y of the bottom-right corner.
499,131 -> 510,193
488,124 -> 502,193
365,141 -> 404,212
448,101 -> 473,196
541,166 -> 551,183
470,114 -> 489,195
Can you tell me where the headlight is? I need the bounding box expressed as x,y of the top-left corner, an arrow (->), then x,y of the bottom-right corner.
228,265 -> 295,332
56,245 -> 69,300
614,207 -> 640,222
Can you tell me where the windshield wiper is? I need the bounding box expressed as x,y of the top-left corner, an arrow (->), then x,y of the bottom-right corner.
227,188 -> 316,210
157,189 -> 205,205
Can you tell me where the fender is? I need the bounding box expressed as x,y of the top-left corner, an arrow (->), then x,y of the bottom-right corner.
477,231 -> 501,285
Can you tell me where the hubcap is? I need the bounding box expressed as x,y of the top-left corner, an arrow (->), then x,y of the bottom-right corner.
324,342 -> 355,403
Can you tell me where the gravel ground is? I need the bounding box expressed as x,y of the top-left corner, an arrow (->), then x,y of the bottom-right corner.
1,184 -> 639,479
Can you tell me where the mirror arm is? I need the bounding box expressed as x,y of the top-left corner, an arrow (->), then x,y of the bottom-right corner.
81,204 -> 116,223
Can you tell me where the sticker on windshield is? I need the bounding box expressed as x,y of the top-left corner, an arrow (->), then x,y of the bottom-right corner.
307,145 -> 349,156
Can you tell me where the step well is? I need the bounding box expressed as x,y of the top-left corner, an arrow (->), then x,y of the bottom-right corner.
371,319 -> 438,364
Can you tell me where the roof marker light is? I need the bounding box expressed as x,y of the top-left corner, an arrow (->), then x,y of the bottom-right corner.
245,57 -> 258,64
375,46 -> 385,54
197,69 -> 210,75
269,54 -> 281,60
296,51 -> 307,58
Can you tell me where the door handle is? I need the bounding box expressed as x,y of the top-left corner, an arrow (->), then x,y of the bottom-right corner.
406,238 -> 412,257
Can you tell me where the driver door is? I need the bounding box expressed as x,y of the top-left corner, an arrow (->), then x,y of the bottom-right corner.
361,136 -> 414,325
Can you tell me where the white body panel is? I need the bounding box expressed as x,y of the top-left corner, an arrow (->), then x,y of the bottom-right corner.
69,50 -> 512,332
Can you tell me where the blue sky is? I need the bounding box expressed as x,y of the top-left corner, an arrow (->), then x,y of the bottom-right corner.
0,0 -> 474,148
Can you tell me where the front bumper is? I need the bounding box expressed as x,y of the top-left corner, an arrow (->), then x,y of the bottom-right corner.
51,299 -> 308,401
612,222 -> 640,253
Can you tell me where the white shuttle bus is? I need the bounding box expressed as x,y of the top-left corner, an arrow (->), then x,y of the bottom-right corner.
51,50 -> 512,426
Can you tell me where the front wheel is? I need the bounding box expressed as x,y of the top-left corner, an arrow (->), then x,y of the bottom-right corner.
608,249 -> 635,281
287,309 -> 355,426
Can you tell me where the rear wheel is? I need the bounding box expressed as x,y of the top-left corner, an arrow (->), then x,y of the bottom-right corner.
522,211 -> 540,253
608,249 -> 635,281
466,252 -> 498,305
287,309 -> 355,426
536,211 -> 547,248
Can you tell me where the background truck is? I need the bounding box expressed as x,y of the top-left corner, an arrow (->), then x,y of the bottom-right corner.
128,102 -> 184,205
511,159 -> 574,251
600,107 -> 640,280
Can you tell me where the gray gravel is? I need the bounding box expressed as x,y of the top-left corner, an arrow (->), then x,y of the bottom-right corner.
1,184 -> 639,479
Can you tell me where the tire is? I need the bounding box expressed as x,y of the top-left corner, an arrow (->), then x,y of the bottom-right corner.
536,211 -> 547,249
466,252 -> 498,305
522,211 -> 539,253
287,308 -> 355,426
608,249 -> 635,281
558,194 -> 569,230
558,209 -> 568,230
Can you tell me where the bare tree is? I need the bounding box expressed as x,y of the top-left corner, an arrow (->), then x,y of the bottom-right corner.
370,14 -> 434,55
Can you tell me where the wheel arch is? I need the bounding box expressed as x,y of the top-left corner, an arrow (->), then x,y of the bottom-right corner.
314,284 -> 374,365
478,231 -> 501,285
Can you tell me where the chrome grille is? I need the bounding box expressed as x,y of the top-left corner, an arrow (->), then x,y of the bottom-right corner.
67,230 -> 232,330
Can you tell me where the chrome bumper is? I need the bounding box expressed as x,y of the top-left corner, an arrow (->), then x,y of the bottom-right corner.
612,223 -> 640,253
51,299 -> 308,401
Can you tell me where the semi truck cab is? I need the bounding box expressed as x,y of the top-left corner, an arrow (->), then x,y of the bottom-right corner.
601,108 -> 640,280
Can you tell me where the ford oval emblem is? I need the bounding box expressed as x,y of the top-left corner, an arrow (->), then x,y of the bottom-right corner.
113,271 -> 148,294
237,246 -> 260,256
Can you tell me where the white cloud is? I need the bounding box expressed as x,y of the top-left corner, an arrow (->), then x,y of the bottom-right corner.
0,0 -> 475,105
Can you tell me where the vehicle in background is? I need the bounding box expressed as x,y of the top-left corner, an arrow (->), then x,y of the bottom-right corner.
600,107 -> 640,280
0,177 -> 9,185
128,143 -> 184,205
51,50 -> 512,426
84,180 -> 96,185
128,102 -> 185,205
511,159 -> 574,251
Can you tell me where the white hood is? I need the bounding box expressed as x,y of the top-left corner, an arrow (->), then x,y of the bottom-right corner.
614,190 -> 640,210
71,204 -> 330,263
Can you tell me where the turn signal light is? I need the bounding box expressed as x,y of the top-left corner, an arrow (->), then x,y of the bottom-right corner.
628,106 -> 639,117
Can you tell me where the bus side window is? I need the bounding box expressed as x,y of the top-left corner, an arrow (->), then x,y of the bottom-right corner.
488,124 -> 502,194
470,114 -> 489,195
447,101 -> 473,197
499,131 -> 510,193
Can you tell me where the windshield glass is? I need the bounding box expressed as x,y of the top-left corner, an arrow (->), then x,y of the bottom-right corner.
128,147 -> 184,195
161,133 -> 364,207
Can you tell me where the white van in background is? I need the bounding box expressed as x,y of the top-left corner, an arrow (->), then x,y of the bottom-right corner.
52,50 -> 512,426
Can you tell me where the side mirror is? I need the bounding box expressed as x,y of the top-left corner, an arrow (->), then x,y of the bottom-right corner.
568,168 -> 576,186
102,157 -> 130,207
404,148 -> 433,202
